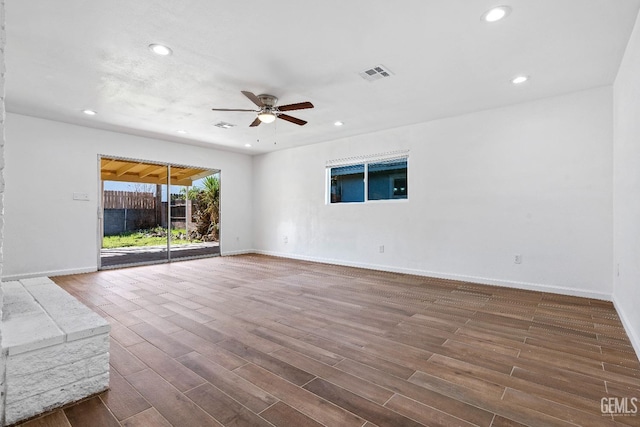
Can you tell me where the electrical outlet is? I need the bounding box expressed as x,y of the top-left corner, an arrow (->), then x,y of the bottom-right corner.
379,245 -> 384,253
514,254 -> 522,264
283,236 -> 288,244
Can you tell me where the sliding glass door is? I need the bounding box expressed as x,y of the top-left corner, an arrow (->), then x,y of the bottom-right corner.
169,171 -> 221,261
99,157 -> 220,269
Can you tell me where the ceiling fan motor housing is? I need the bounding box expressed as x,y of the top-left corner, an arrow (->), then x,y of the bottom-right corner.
257,94 -> 278,108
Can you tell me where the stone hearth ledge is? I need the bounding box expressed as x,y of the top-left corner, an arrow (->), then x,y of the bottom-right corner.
0,277 -> 110,426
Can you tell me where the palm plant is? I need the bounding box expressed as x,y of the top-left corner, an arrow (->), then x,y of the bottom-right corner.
185,175 -> 220,240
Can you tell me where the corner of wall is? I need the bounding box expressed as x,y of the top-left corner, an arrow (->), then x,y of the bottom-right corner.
612,296 -> 640,362
612,6 -> 640,362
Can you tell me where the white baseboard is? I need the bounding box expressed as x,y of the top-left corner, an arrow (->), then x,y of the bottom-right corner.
2,266 -> 97,282
221,249 -> 255,256
3,251 -> 633,358
0,251 -> 254,280
2,252 -> 612,301
1,249 -> 256,282
253,250 -> 612,301
612,295 -> 640,361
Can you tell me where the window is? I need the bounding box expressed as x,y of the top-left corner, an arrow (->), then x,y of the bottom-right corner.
367,159 -> 408,200
328,155 -> 408,204
330,164 -> 365,203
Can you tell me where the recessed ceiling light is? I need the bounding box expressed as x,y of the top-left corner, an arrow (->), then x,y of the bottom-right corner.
176,129 -> 187,134
511,75 -> 529,85
149,44 -> 172,56
482,6 -> 511,22
244,143 -> 252,148
82,109 -> 97,116
334,121 -> 344,126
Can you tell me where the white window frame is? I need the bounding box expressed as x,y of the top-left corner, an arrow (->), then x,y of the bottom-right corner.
326,150 -> 409,205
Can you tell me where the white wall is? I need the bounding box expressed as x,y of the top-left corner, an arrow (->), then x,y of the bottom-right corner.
253,87 -> 613,299
0,0 -> 7,423
3,113 -> 253,279
613,10 -> 640,357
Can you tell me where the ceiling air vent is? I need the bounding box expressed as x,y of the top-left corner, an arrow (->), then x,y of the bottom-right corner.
359,64 -> 394,82
214,121 -> 236,129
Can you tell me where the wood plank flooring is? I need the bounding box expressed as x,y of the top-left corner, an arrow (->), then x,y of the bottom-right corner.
16,254 -> 640,427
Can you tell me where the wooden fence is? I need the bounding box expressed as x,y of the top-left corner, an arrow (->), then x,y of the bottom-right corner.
103,191 -> 156,209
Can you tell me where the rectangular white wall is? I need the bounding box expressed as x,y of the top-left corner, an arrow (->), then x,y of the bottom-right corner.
253,87 -> 614,299
0,0 -> 7,422
3,113 -> 253,279
613,10 -> 640,356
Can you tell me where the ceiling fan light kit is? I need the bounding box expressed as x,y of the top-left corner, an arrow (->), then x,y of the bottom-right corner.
258,111 -> 277,123
212,91 -> 314,127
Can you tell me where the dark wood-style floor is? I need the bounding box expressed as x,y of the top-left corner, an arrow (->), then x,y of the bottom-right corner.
17,255 -> 640,427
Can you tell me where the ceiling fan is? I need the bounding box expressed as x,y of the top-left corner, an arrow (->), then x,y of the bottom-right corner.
212,91 -> 314,127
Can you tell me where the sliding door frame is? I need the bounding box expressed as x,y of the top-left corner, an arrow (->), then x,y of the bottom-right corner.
97,154 -> 221,270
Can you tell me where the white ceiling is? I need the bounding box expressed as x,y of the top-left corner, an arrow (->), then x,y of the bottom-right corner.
6,1 -> 640,154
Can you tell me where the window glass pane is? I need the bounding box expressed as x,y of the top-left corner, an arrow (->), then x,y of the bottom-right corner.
367,159 -> 408,200
330,164 -> 365,203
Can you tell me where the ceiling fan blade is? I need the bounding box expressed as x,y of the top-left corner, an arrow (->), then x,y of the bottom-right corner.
277,101 -> 314,112
249,117 -> 261,127
278,114 -> 307,126
241,91 -> 264,108
211,108 -> 258,112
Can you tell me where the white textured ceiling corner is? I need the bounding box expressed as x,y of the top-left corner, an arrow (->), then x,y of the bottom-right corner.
6,0 -> 640,154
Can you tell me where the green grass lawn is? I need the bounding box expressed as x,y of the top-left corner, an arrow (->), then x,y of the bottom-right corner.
102,228 -> 201,249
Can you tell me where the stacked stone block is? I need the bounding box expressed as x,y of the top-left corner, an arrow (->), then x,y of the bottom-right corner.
0,278 -> 110,425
